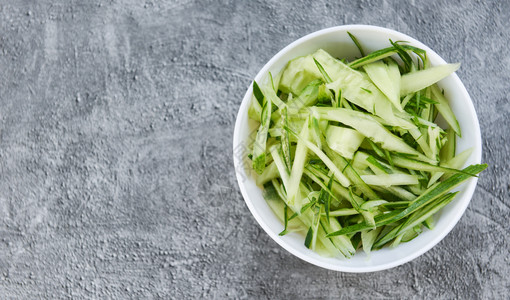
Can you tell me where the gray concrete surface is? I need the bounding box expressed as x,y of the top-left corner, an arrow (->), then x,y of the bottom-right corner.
0,0 -> 507,299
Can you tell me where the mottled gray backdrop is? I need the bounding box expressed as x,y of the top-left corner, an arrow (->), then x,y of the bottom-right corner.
0,0 -> 508,299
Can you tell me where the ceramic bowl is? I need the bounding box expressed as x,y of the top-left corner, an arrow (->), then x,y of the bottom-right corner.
233,25 -> 482,272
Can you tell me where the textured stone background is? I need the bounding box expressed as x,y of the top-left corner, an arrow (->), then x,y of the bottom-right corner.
0,0 -> 508,299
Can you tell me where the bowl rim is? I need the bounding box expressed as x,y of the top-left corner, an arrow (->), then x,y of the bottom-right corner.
233,24 -> 482,272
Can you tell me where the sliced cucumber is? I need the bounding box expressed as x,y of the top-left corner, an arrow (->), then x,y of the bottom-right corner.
363,60 -> 402,111
314,107 -> 435,164
326,126 -> 365,159
400,63 -> 460,96
360,174 -> 419,186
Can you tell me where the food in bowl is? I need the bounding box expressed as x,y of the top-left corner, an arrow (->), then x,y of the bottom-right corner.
244,32 -> 487,259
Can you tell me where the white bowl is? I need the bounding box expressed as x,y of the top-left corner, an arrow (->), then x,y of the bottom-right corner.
233,25 -> 482,272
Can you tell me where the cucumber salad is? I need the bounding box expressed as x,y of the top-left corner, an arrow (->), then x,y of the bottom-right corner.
247,34 -> 487,258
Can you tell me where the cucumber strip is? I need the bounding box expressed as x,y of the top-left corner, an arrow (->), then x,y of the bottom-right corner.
294,193 -> 319,219
408,127 -> 434,160
252,81 -> 265,105
390,154 -> 473,175
441,148 -> 474,181
269,181 -> 315,236
415,116 -> 442,129
313,107 -> 435,164
360,174 -> 419,186
390,232 -> 404,248
326,73 -> 406,128
262,85 -> 287,110
257,76 -> 286,111
273,182 -> 290,236
278,55 -> 323,94
326,164 -> 487,236
428,148 -> 473,186
386,59 -> 402,108
316,226 -> 342,257
319,216 -> 356,257
322,176 -> 334,221
401,226 -> 421,242
361,226 -> 383,254
256,161 -> 279,185
252,96 -> 272,174
285,125 -> 351,187
310,114 -> 323,150
303,167 -> 348,209
278,205 -> 291,236
423,216 -> 435,230
335,88 -> 343,108
325,126 -> 365,159
272,179 -> 288,204
317,84 -> 334,104
302,168 -> 340,203
365,154 -> 391,174
372,186 -> 417,201
268,127 -> 281,138
420,93 -> 432,121
313,58 -> 332,83
308,164 -> 374,226
307,165 -> 355,202
280,107 -> 292,172
351,151 -> 371,171
269,146 -> 290,188
427,91 -> 438,123
348,44 -> 426,69
390,40 -> 415,73
348,31 -> 365,57
363,60 -> 402,111
385,164 -> 485,222
420,87 -> 437,122
281,183 -> 315,224
401,93 -> 414,109
349,48 -> 396,68
271,180 -> 347,257
365,138 -> 386,159
358,151 -> 411,176
428,126 -> 441,161
384,149 -> 394,168
248,96 -> 262,122
270,70 -> 283,93
311,49 -> 410,128
360,200 -> 388,210
285,79 -> 321,116
266,181 -> 305,233
407,183 -> 426,196
440,127 -> 456,162
342,98 -> 352,110
326,210 -> 403,237
400,63 -> 460,96
268,71 -> 276,92
431,84 -> 462,136
379,201 -> 412,209
307,205 -> 322,250
325,208 -> 359,217
348,188 -> 376,227
287,120 -> 310,205
373,192 -> 457,248
324,146 -> 380,200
